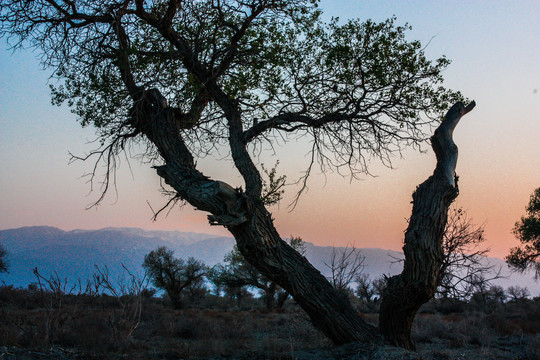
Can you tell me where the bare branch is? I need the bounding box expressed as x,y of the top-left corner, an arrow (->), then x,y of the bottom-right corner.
324,245 -> 365,295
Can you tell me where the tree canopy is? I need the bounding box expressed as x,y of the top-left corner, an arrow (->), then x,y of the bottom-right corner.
143,246 -> 207,308
506,187 -> 540,278
1,0 -> 462,203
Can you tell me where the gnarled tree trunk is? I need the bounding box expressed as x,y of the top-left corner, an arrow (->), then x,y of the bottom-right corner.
379,101 -> 476,350
132,88 -> 381,346
141,93 -> 475,348
229,204 -> 381,344
135,86 -> 475,349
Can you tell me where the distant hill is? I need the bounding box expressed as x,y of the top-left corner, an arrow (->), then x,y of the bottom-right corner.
1,226 -> 538,296
0,226 -> 234,288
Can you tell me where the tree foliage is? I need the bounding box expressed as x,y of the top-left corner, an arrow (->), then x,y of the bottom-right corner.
260,161 -> 286,206
506,187 -> 540,278
0,1 -> 462,199
143,247 -> 207,308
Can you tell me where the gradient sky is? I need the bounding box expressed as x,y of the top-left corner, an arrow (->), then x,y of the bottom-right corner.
1,0 -> 539,259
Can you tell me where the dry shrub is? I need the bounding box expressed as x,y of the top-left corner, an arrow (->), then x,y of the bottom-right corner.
420,298 -> 468,315
413,312 -> 499,349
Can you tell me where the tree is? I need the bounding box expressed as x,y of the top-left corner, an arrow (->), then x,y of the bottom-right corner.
470,280 -> 506,310
0,243 -> 7,273
0,0 -> 471,349
437,207 -> 501,299
142,247 -> 207,309
209,236 -> 305,310
207,264 -> 254,306
324,245 -> 365,296
506,187 -> 540,278
355,274 -> 386,310
506,285 -> 530,301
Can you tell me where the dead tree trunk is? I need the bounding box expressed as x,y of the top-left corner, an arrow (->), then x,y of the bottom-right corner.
379,101 -> 476,350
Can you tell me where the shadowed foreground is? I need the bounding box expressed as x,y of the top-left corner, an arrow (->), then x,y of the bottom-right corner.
1,285 -> 538,359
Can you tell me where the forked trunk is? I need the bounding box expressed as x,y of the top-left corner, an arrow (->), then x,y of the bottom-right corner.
379,101 -> 476,350
136,88 -> 475,349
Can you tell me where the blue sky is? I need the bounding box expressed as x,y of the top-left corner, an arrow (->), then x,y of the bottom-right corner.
1,0 -> 539,258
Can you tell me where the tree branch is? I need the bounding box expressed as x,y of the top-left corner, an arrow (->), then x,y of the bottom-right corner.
213,4 -> 265,78
432,101 -> 476,187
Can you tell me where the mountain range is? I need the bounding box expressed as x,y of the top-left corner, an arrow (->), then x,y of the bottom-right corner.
1,226 -> 538,296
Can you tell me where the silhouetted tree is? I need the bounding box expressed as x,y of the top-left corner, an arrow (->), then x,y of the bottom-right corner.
355,274 -> 386,310
506,285 -> 530,301
437,207 -> 501,299
143,247 -> 207,309
325,245 -> 365,296
207,264 -> 252,306
506,187 -> 540,278
209,236 -> 305,310
470,281 -> 506,310
0,243 -> 7,273
0,0 -> 471,349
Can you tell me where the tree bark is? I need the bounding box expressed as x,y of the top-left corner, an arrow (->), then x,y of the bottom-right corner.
379,101 -> 476,350
228,203 -> 381,344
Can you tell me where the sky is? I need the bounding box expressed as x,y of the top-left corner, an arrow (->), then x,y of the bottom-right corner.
0,0 -> 539,259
